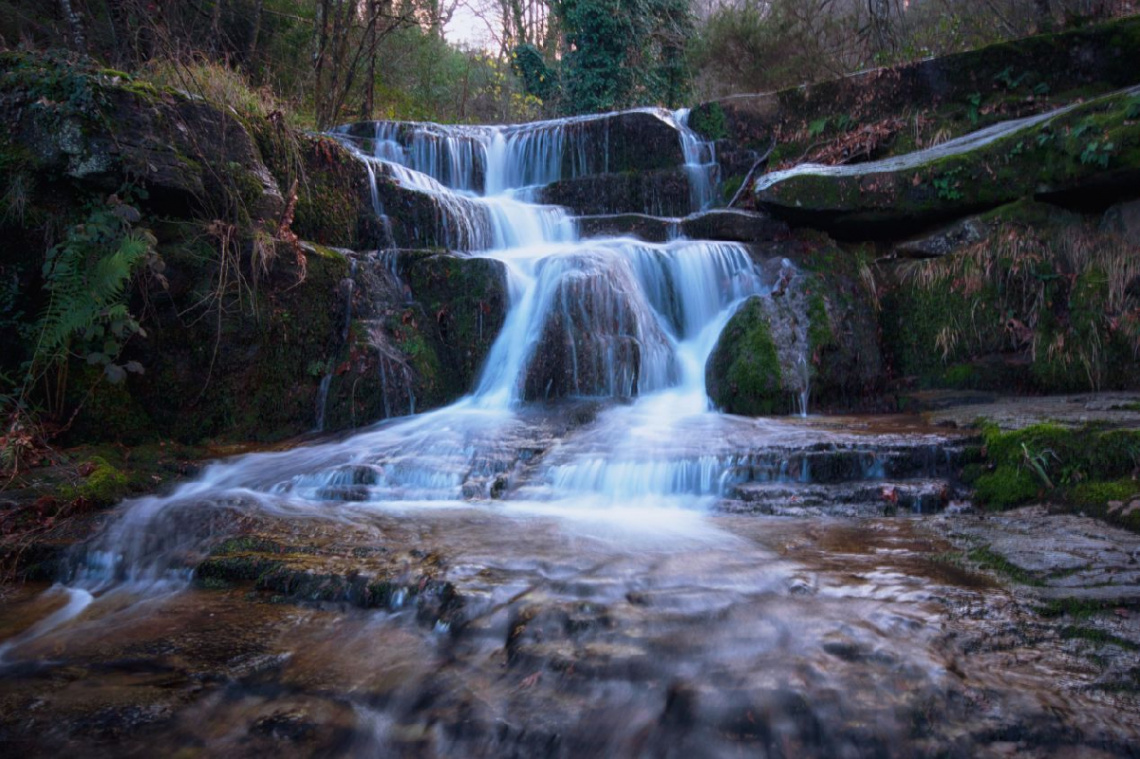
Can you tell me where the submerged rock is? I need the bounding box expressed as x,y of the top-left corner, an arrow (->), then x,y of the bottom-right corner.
522,253 -> 678,400
575,209 -> 787,245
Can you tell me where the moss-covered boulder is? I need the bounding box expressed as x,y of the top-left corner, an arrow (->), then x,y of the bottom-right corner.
706,296 -> 790,415
708,235 -> 885,415
969,422 -> 1140,532
753,87 -> 1140,235
0,53 -> 284,223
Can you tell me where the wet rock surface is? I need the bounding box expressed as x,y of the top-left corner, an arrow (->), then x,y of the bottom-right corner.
538,169 -> 692,217
4,509 -> 1139,757
922,392 -> 1140,431
575,208 -> 787,245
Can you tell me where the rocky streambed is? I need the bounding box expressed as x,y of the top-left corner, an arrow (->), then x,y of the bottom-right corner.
1,402 -> 1139,758
2,505 -> 1138,757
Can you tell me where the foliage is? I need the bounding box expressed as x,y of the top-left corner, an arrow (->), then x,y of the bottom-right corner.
1079,139 -> 1115,168
690,0 -> 1130,99
31,193 -> 154,390
511,43 -> 560,103
551,0 -> 694,114
688,102 -> 727,141
1127,97 -> 1140,120
891,213 -> 1140,392
974,464 -> 1040,509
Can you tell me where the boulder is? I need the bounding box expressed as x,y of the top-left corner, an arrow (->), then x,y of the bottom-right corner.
707,237 -> 885,416
754,87 -> 1140,236
698,15 -> 1140,156
576,214 -> 677,243
680,209 -> 787,243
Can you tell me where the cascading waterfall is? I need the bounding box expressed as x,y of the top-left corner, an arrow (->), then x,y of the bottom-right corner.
36,106 -> 782,607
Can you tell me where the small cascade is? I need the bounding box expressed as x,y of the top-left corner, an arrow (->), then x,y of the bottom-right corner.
796,355 -> 811,418
315,257 -> 359,432
371,121 -> 488,193
674,108 -> 721,212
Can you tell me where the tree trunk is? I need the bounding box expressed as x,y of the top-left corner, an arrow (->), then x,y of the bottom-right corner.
58,0 -> 87,52
1034,0 -> 1054,32
248,0 -> 265,64
211,0 -> 225,56
362,0 -> 378,120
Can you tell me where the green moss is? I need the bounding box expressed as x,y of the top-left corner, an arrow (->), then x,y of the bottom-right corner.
76,456 -> 130,506
983,423 -> 1140,481
721,174 -> 744,204
689,102 -> 728,141
967,545 -> 1043,585
729,316 -> 781,407
1067,479 -> 1140,506
972,424 -> 1140,521
1059,625 -> 1139,650
761,87 -> 1140,221
974,465 -> 1041,510
708,299 -> 786,415
1037,597 -> 1113,619
806,291 -> 834,354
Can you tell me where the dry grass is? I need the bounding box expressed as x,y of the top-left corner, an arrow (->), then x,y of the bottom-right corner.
898,221 -> 1140,387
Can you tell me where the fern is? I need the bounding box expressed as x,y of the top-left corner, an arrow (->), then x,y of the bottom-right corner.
32,198 -> 153,380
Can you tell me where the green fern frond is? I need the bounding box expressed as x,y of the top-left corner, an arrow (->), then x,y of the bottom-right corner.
36,223 -> 152,358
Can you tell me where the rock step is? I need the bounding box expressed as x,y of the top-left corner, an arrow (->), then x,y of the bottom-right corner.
720,479 -> 957,517
575,208 -> 787,244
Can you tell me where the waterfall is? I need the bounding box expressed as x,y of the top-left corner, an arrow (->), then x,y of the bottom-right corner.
51,106 -> 784,597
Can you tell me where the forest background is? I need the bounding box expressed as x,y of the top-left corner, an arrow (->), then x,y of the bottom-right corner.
4,1 -> 1131,130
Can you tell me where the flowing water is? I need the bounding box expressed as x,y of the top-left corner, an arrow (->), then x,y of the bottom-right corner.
2,109 -> 1137,757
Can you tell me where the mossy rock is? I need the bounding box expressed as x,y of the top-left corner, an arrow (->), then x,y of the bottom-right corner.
971,423 -> 1140,528
706,296 -> 788,415
74,456 -> 130,507
398,252 -> 509,403
974,465 -> 1042,510
754,87 -> 1140,236
707,15 -> 1140,158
